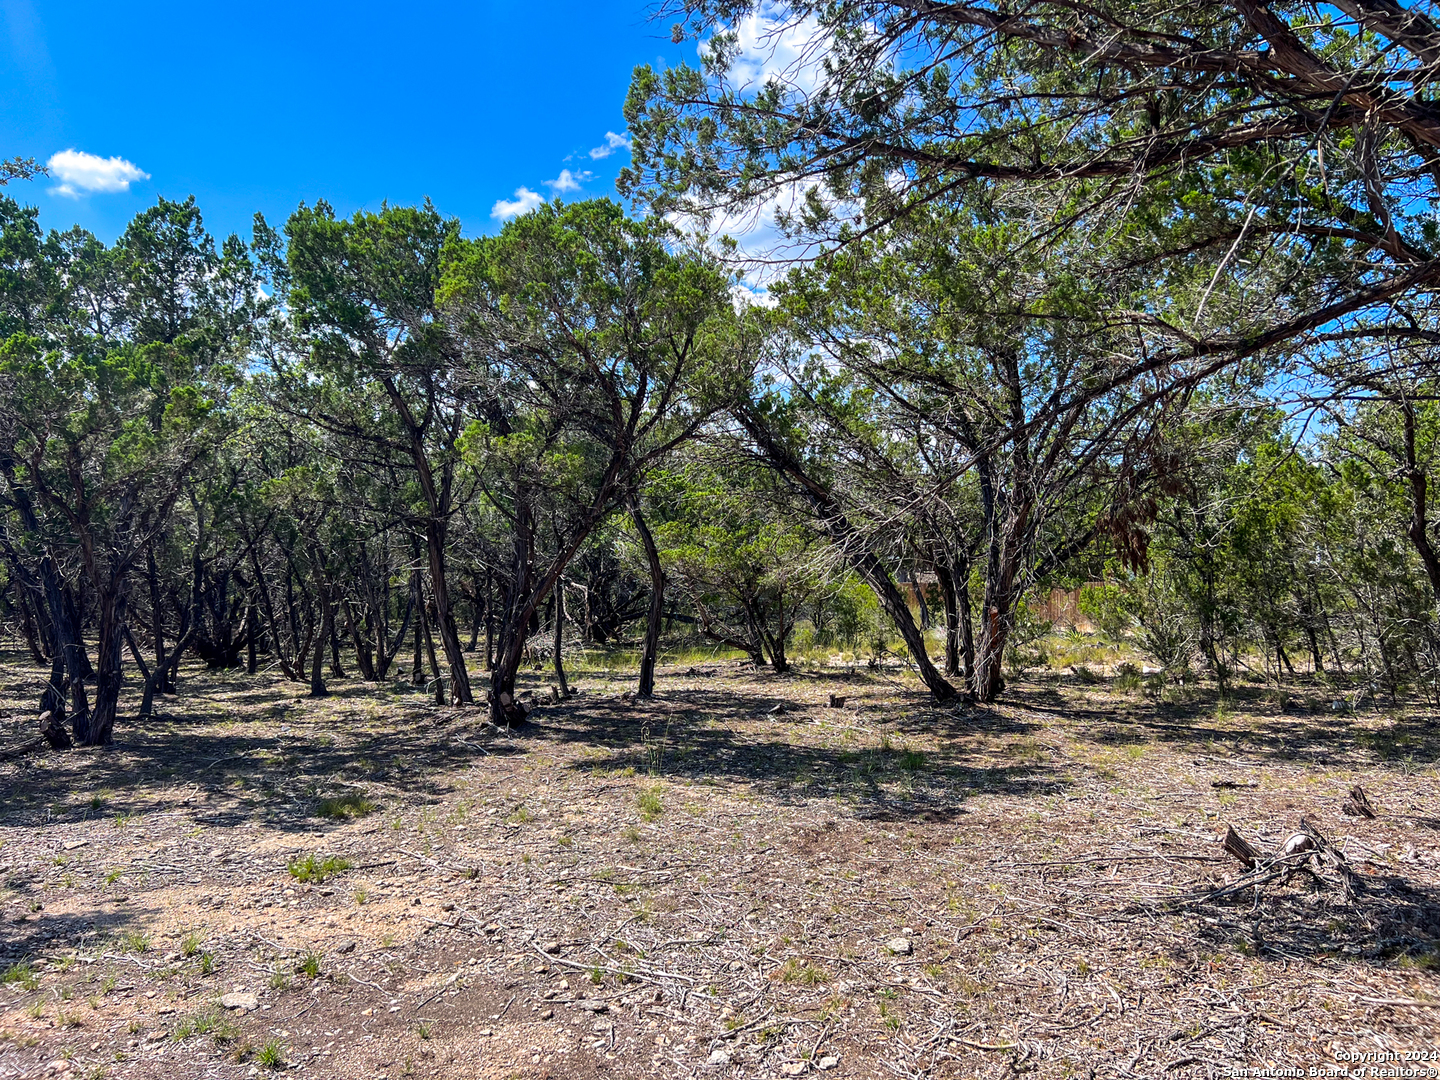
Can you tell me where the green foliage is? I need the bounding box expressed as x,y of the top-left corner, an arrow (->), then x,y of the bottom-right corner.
316,795 -> 378,820
1,962 -> 37,991
287,855 -> 352,884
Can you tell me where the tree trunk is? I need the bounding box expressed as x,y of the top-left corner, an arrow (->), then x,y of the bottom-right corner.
44,563 -> 91,736
76,580 -> 126,747
345,600 -> 377,681
972,510 -> 1027,703
424,521 -> 473,705
631,503 -> 665,698
146,547 -> 174,694
18,590 -> 46,664
245,602 -> 259,675
309,576 -> 330,698
124,623 -> 159,720
468,584 -> 481,652
484,571 -> 495,672
328,611 -> 347,679
412,572 -> 427,687
553,580 -> 570,698
251,550 -> 298,681
1402,402 -> 1440,603
377,584 -> 412,681
935,560 -> 961,678
957,580 -> 976,687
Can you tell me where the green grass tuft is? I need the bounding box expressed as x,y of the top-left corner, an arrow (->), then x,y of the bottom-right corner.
316,794 -> 378,820
287,854 -> 352,883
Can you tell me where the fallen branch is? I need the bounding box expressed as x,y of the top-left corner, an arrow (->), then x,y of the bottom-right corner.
530,942 -> 692,986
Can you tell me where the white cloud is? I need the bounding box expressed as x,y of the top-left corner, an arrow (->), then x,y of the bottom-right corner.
703,1 -> 832,95
671,178 -> 840,291
588,131 -> 631,160
545,168 -> 592,193
491,187 -> 544,221
47,148 -> 149,198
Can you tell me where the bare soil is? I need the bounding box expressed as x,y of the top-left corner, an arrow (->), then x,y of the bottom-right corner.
0,652 -> 1437,1080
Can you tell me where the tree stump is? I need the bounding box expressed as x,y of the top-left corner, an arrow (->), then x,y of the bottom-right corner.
1341,785 -> 1376,818
828,694 -> 847,708
1222,823 -> 1260,869
39,711 -> 72,751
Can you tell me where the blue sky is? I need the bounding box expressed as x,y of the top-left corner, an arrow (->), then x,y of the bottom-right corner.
0,0 -> 691,244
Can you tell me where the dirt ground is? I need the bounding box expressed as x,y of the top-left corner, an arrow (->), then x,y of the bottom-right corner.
0,650 -> 1437,1080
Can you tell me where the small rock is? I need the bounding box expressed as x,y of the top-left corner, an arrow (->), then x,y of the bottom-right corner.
42,1060 -> 73,1076
886,937 -> 913,956
1281,833 -> 1316,857
157,1006 -> 176,1015
539,1008 -> 553,1020
336,941 -> 356,955
62,840 -> 88,850
706,1048 -> 732,1066
540,941 -> 561,953
818,1056 -> 839,1070
781,1063 -> 807,1077
360,1008 -> 374,1017
220,991 -> 259,1011
578,1000 -> 608,1013
146,1030 -> 166,1042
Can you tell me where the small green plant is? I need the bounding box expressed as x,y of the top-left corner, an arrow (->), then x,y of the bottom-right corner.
180,933 -> 202,958
198,952 -> 216,976
777,960 -> 827,986
121,930 -> 150,954
104,867 -> 123,885
287,854 -> 352,884
256,1039 -> 285,1069
589,966 -> 604,985
506,804 -> 534,824
353,887 -> 369,905
1114,663 -> 1143,692
298,950 -> 322,979
641,719 -> 672,776
637,787 -> 663,822
2,962 -> 38,991
316,794 -> 378,820
176,1008 -> 240,1044
269,967 -> 289,990
878,1001 -> 902,1030
898,750 -> 926,772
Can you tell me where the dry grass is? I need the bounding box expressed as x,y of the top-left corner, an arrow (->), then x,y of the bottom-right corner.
0,650 -> 1436,1079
